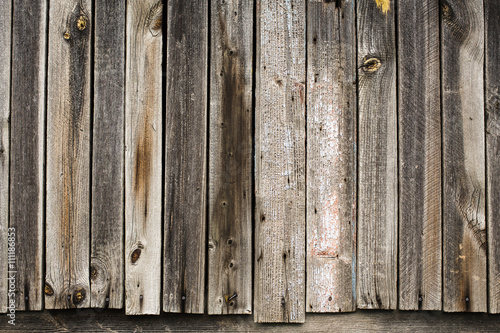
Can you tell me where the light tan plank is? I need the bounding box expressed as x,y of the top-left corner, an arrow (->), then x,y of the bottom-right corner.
46,0 -> 92,309
125,0 -> 163,315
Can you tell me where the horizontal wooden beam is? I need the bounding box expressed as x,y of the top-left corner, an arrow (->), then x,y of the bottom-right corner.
2,311 -> 500,332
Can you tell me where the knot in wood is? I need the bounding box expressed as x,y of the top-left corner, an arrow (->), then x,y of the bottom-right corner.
131,248 -> 142,263
362,57 -> 381,72
44,283 -> 54,296
63,29 -> 71,40
72,288 -> 86,305
76,15 -> 87,31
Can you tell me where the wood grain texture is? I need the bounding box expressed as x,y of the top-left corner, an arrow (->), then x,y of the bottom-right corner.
208,0 -> 253,315
254,0 -> 306,323
91,0 -> 125,309
46,0 -> 91,309
10,0 -> 47,311
0,0 -> 10,315
306,0 -> 356,313
125,0 -> 163,315
164,0 -> 208,314
356,0 -> 397,310
441,0 -> 486,312
4,311 -> 500,333
397,0 -> 442,311
485,0 -> 500,314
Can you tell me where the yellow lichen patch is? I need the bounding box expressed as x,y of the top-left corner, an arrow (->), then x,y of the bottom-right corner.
77,15 -> 87,31
375,0 -> 390,14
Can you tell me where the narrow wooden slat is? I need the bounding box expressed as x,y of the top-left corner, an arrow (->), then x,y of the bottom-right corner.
124,0 -> 163,315
356,0 -> 397,309
208,0 -> 253,315
485,0 -> 500,314
164,0 -> 208,314
0,0 -> 11,315
254,0 -> 306,323
46,0 -> 92,309
10,0 -> 47,311
306,0 -> 356,313
441,0 -> 486,312
397,0 -> 442,311
91,0 -> 125,309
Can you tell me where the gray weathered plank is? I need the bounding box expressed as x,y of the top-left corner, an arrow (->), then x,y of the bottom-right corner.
124,0 -> 163,315
91,0 -> 125,309
9,0 -> 47,311
208,0 -> 253,315
397,0 -> 442,311
164,0 -> 208,314
441,0 -> 486,312
0,0 -> 11,315
356,0 -> 397,310
254,0 -> 306,323
306,0 -> 356,313
46,0 -> 92,309
485,0 -> 500,314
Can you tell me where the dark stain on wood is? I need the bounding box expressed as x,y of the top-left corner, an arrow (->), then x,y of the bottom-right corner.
209,3 -> 251,314
133,115 -> 153,218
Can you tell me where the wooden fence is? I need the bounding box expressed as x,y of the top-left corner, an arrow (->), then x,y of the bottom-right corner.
0,0 -> 499,324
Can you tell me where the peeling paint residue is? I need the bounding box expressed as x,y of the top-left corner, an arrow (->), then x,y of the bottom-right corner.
375,0 -> 390,14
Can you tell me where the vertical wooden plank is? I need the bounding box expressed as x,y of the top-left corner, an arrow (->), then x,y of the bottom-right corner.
164,0 -> 208,314
125,0 -> 163,315
91,0 -> 125,309
208,0 -> 253,315
398,0 -> 442,311
254,0 -> 306,323
486,0 -> 500,315
306,0 -> 356,313
356,0 -> 397,310
46,0 -> 91,309
0,0 -> 10,315
441,0 -> 486,312
10,0 -> 47,311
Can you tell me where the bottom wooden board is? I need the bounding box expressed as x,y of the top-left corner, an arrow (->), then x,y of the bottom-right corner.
1,310 -> 499,332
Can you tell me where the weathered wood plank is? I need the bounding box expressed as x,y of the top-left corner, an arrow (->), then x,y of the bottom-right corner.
0,0 -> 11,315
164,0 -> 208,314
4,310 -> 500,333
356,0 -> 397,310
306,0 -> 356,313
125,0 -> 163,315
397,0 -> 442,311
9,0 -> 47,311
91,0 -> 125,309
485,0 -> 500,314
46,0 -> 92,309
441,0 -> 486,312
254,0 -> 306,323
208,0 -> 253,315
